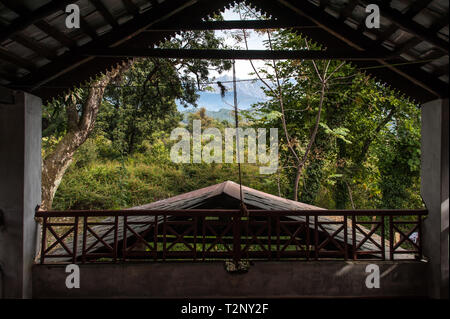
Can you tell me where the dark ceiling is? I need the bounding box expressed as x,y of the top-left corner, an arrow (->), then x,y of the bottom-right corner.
0,0 -> 448,103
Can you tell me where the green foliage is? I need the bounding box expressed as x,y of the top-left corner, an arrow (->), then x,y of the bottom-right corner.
243,29 -> 423,209
52,135 -> 278,210
47,24 -> 423,211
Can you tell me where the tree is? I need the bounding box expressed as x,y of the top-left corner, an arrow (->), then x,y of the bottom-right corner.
243,26 -> 421,209
41,62 -> 132,210
234,7 -> 346,201
42,28 -> 231,209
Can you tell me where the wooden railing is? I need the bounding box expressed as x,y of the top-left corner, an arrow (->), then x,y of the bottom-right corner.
35,209 -> 427,264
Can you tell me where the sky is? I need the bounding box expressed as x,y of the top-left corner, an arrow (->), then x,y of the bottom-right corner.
177,8 -> 271,112
212,9 -> 267,79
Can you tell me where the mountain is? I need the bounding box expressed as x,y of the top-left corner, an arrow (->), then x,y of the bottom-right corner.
177,74 -> 268,112
180,108 -> 234,124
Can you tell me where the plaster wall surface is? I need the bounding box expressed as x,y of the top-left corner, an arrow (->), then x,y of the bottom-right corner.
421,98 -> 449,299
33,261 -> 427,298
0,90 -> 41,298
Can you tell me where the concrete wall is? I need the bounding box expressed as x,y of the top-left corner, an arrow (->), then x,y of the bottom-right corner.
33,261 -> 427,298
0,89 -> 42,298
421,98 -> 449,299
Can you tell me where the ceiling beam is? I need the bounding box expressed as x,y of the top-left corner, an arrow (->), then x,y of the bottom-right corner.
429,14 -> 449,34
0,47 -> 36,71
362,0 -> 448,53
0,20 -> 57,59
27,0 -> 233,100
145,19 -> 318,31
90,0 -> 119,28
403,0 -> 432,20
121,0 -> 139,16
33,21 -> 77,48
339,0 -> 359,21
0,1 -> 77,48
277,0 -> 448,98
9,34 -> 57,60
393,38 -> 422,55
12,0 -> 200,91
84,48 -> 392,60
80,17 -> 99,40
244,0 -> 443,101
371,24 -> 397,48
0,0 -> 74,43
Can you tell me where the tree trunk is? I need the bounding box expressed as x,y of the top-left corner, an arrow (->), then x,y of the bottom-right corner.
293,81 -> 325,201
41,62 -> 132,210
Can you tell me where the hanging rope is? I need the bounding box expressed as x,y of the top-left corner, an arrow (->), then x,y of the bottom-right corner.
232,60 -> 251,264
232,60 -> 248,215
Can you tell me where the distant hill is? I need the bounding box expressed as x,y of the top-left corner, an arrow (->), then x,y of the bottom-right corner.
180,108 -> 234,124
177,74 -> 268,112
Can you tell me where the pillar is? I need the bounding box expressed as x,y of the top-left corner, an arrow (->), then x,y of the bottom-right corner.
0,88 -> 41,298
421,98 -> 449,299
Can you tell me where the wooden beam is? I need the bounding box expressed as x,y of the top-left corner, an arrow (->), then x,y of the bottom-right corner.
435,64 -> 449,77
362,0 -> 448,53
394,38 -> 422,55
9,34 -> 57,60
0,1 -> 77,48
80,17 -> 99,40
247,0 -> 446,101
0,20 -> 57,59
84,48 -> 393,60
429,14 -> 449,34
277,0 -> 448,98
121,0 -> 139,16
0,47 -> 36,71
372,24 -> 397,47
90,0 -> 119,28
0,85 -> 15,103
0,69 -> 20,83
20,0 -> 236,101
403,0 -> 432,20
319,0 -> 331,9
0,0 -> 74,42
339,0 -> 359,20
13,0 -> 199,91
34,21 -> 77,48
145,19 -> 318,31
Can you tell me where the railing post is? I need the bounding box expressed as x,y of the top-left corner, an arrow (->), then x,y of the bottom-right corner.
389,215 -> 394,260
72,216 -> 79,263
113,215 -> 119,262
153,215 -> 158,261
193,216 -> 198,261
276,216 -> 280,260
418,214 -> 423,260
343,213 -> 348,260
305,214 -> 310,261
351,214 -> 356,260
122,215 -> 127,261
40,216 -> 47,264
82,216 -> 88,263
267,216 -> 272,260
233,212 -> 241,262
162,214 -> 167,261
314,215 -> 319,260
381,215 -> 385,260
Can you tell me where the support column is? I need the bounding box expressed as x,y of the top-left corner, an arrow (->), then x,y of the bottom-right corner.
421,98 -> 449,299
0,88 -> 42,298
